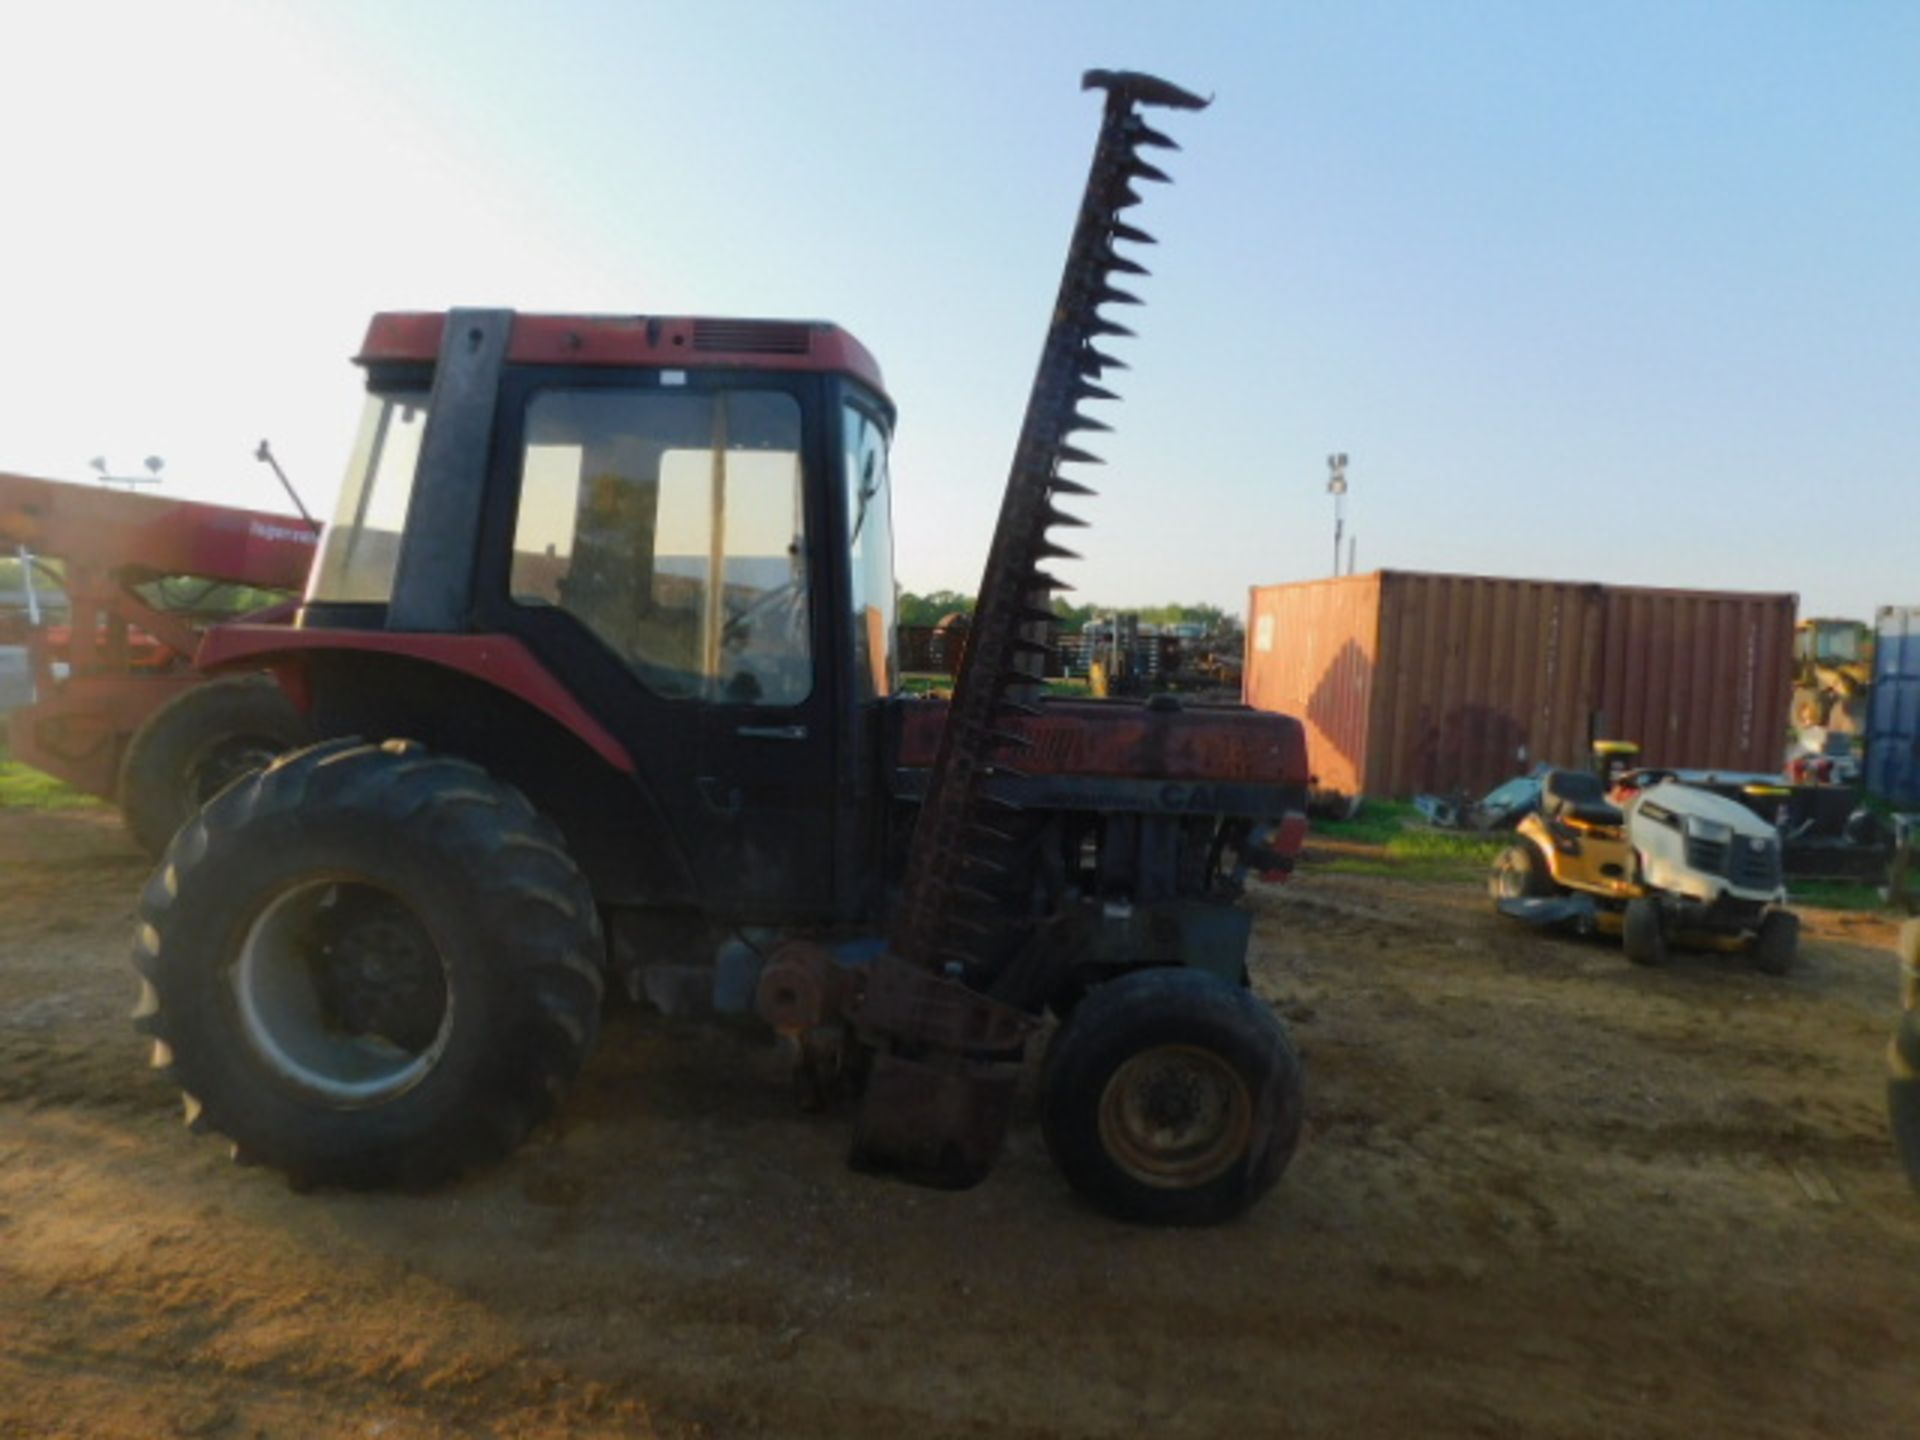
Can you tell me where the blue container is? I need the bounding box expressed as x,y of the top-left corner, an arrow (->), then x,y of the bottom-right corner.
1868,606 -> 1920,808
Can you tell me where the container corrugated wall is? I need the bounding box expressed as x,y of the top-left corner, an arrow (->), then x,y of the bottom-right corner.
1367,572 -> 1602,797
1246,569 -> 1798,798
1595,587 -> 1796,777
1868,605 -> 1920,807
1244,575 -> 1380,795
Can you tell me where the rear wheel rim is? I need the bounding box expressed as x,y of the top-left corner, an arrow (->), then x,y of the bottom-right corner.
1097,1043 -> 1253,1189
233,878 -> 453,1106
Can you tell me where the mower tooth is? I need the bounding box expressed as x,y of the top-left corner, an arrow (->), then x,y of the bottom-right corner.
1109,220 -> 1157,246
1035,539 -> 1083,562
1112,183 -> 1144,210
182,1093 -> 209,1134
989,728 -> 1037,750
1079,346 -> 1129,374
1010,635 -> 1052,656
1071,379 -> 1121,403
1127,158 -> 1173,184
984,762 -> 1032,782
1017,605 -> 1057,626
1055,444 -> 1105,466
1128,120 -> 1181,150
1043,506 -> 1090,529
1064,411 -> 1113,435
1088,316 -> 1136,339
959,852 -> 1011,876
1102,251 -> 1150,277
1095,284 -> 1143,307
1048,477 -> 1097,498
1028,571 -> 1072,592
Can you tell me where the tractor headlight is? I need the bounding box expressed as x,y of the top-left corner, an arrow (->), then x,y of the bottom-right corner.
1684,816 -> 1733,846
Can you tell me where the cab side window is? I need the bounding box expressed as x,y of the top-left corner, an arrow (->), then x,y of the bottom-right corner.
510,388 -> 811,706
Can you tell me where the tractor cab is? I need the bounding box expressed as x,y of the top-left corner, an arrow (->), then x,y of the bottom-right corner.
212,310 -> 903,920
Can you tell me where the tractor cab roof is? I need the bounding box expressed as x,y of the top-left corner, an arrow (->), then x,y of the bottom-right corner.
356,310 -> 888,402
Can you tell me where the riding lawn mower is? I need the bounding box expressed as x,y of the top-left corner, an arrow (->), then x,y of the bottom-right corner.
1490,744 -> 1799,973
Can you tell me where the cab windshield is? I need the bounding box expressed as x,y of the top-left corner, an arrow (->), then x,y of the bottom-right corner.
307,390 -> 430,605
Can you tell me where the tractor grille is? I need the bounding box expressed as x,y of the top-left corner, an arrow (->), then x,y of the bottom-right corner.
1686,833 -> 1780,889
1685,836 -> 1729,874
1729,835 -> 1782,889
691,319 -> 812,355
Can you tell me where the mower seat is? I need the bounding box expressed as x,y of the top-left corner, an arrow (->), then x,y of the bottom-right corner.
1540,769 -> 1623,828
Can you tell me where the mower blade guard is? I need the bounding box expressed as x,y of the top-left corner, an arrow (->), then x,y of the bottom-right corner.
1497,894 -> 1598,930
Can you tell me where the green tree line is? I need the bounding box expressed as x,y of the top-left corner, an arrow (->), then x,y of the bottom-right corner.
898,590 -> 1239,633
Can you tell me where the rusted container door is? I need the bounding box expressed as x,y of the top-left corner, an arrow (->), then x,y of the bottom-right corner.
1368,572 -> 1602,797
1596,587 -> 1796,773
1244,576 -> 1380,796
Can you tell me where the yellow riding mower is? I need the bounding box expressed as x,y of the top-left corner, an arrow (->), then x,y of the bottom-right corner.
1490,767 -> 1799,973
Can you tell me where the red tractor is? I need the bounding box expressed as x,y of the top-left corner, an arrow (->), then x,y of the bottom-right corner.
0,471 -> 316,850
130,72 -> 1312,1225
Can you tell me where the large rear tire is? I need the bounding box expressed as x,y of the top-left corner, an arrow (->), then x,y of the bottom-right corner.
1041,967 -> 1303,1227
119,674 -> 308,856
131,739 -> 604,1188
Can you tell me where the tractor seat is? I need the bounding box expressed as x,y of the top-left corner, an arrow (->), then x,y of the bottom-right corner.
1540,768 -> 1624,828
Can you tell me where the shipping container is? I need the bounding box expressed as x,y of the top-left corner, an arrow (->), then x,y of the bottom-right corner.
1867,605 -> 1920,808
1245,570 -> 1796,799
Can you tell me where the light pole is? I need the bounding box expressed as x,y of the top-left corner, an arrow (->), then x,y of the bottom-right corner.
1326,453 -> 1348,576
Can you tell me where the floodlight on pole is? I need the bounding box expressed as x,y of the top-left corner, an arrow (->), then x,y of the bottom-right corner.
1326,453 -> 1349,576
87,454 -> 165,490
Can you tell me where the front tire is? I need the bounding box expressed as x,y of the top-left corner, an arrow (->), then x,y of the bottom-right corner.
131,739 -> 604,1187
1750,909 -> 1799,976
1622,895 -> 1668,966
1041,967 -> 1303,1226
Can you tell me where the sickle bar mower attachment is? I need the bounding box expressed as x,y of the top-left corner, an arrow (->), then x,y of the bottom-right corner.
850,70 -> 1210,1187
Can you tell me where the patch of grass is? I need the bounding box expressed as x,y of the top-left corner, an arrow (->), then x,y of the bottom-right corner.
1382,828 -> 1509,867
0,759 -> 100,810
1313,799 -> 1423,846
1788,879 -> 1886,913
1309,798 -> 1507,880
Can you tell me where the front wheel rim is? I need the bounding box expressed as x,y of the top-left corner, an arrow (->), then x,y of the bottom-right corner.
232,878 -> 454,1106
1097,1043 -> 1254,1189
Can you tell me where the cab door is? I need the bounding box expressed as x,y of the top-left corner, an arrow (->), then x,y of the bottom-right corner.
491,372 -> 839,919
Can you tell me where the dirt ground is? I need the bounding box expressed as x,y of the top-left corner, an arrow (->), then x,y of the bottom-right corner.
2,806 -> 1916,1440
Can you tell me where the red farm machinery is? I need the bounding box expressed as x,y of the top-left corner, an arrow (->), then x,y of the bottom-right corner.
0,471 -> 317,850
128,72 -> 1314,1225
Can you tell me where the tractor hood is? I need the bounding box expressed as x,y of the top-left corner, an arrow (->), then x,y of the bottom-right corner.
1634,780 -> 1778,839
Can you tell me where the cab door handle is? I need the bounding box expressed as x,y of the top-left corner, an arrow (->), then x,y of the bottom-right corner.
736,724 -> 808,741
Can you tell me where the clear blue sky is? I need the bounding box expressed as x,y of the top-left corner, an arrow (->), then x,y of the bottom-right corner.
3,1 -> 1914,620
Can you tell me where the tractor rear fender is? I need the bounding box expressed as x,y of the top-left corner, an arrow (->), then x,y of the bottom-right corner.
195,624 -> 695,907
